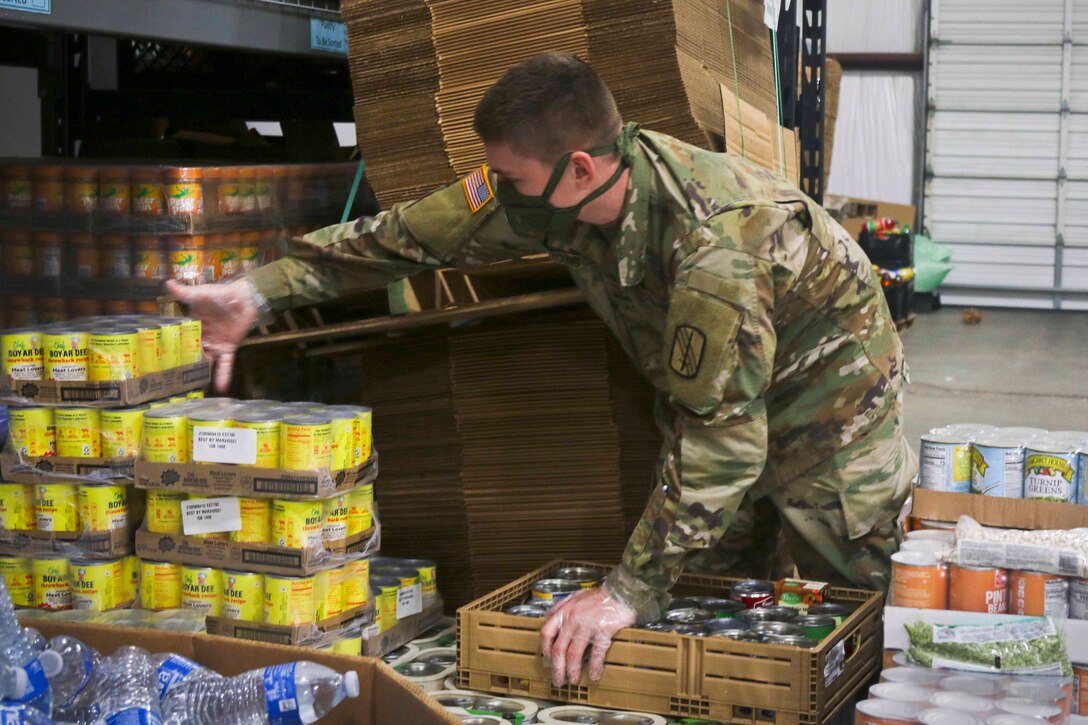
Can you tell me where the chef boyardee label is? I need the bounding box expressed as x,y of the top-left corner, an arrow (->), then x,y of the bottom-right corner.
264,663 -> 302,725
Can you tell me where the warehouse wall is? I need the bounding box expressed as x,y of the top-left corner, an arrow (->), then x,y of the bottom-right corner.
824,0 -> 925,208
0,66 -> 40,157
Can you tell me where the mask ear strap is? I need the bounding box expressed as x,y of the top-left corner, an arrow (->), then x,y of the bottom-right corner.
574,157 -> 628,209
541,152 -> 574,199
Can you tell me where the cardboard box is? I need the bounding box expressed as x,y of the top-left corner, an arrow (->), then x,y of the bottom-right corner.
26,619 -> 461,725
458,560 -> 883,723
1,360 -> 211,407
910,488 -> 1088,531
0,526 -> 133,557
135,455 -> 378,499
363,598 -> 445,658
135,525 -> 377,575
0,452 -> 134,485
206,604 -> 375,646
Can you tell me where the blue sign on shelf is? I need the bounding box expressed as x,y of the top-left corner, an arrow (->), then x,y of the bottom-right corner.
0,0 -> 50,14
310,18 -> 347,55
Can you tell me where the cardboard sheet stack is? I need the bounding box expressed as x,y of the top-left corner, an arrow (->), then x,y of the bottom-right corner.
340,0 -> 777,207
350,315 -> 660,608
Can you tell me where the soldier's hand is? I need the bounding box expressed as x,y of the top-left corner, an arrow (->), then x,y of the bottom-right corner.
165,279 -> 260,392
539,585 -> 637,687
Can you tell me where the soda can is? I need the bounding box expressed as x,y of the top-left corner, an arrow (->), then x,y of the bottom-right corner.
0,483 -> 36,531
140,559 -> 181,610
263,573 -> 315,626
31,557 -> 71,610
221,570 -> 263,622
180,565 -> 221,616
78,484 -> 128,532
34,483 -> 79,532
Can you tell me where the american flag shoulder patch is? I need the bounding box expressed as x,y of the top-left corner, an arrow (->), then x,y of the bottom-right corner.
462,165 -> 494,214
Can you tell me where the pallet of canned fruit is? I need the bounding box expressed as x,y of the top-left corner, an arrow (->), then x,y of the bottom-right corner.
0,316 -> 211,406
134,486 -> 376,575
457,561 -> 882,724
0,479 -> 141,557
0,553 -> 139,612
133,397 -> 377,498
0,399 -> 176,483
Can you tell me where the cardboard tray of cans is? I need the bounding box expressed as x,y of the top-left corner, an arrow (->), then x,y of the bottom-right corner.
134,525 -> 377,576
0,526 -> 133,558
456,561 -> 883,725
363,597 -> 445,658
910,487 -> 1088,531
0,453 -> 134,484
1,360 -> 211,406
205,602 -> 376,647
134,454 -> 378,499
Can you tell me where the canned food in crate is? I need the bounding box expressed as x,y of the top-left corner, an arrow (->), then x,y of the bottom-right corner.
762,633 -> 818,648
730,580 -> 774,609
231,410 -> 281,468
751,621 -> 805,638
221,570 -> 263,622
920,430 -> 973,492
553,566 -> 604,589
806,602 -> 853,626
401,559 -> 437,597
396,661 -> 446,679
789,614 -> 836,641
712,629 -> 763,642
88,327 -> 138,381
704,618 -> 749,634
971,433 -> 1026,498
737,606 -> 797,624
379,566 -> 420,589
346,484 -> 373,535
120,555 -> 138,605
505,604 -> 548,618
638,622 -> 677,632
1024,439 -> 1078,503
949,564 -> 1008,614
180,565 -> 221,616
664,608 -> 712,625
531,578 -> 582,604
891,551 -> 949,610
371,575 -> 400,633
417,649 -> 456,668
671,624 -> 707,637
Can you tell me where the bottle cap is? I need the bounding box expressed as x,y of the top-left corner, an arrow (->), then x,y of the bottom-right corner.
344,670 -> 360,698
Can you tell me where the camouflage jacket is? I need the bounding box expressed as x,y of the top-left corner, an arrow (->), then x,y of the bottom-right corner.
247,127 -> 907,620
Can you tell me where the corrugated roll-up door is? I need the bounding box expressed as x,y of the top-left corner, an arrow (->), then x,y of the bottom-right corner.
925,0 -> 1088,308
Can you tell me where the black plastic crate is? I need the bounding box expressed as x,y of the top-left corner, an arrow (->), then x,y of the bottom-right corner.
859,231 -> 913,269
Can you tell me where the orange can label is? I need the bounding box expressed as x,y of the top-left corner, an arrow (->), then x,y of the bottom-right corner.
166,183 -> 204,215
890,553 -> 948,610
949,564 -> 1008,613
1010,570 -> 1069,618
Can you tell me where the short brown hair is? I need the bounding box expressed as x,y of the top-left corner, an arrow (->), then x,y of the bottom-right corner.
473,52 -> 622,163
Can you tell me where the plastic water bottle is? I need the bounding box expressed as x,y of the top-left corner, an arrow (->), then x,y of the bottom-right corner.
0,581 -> 59,714
150,653 -> 220,700
161,661 -> 359,724
94,646 -> 162,725
0,702 -> 56,724
43,636 -> 100,724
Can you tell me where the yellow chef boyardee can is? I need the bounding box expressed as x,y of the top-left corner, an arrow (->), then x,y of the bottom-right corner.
230,497 -> 271,544
314,567 -> 343,621
1,329 -> 44,380
32,557 -> 71,610
158,319 -> 182,370
69,559 -> 116,612
120,555 -> 138,606
221,570 -> 263,622
0,557 -> 32,607
141,409 -> 189,463
271,499 -> 324,551
43,329 -> 89,381
232,410 -> 281,468
78,484 -> 128,532
0,483 -> 36,531
342,559 -> 369,610
322,494 -> 348,545
140,559 -> 181,610
55,408 -> 102,458
146,491 -> 186,534
179,318 -> 203,365
134,323 -> 163,375
354,406 -> 373,465
180,565 -> 221,616
370,576 -> 400,633
34,484 -> 79,532
100,407 -> 145,458
88,327 -> 139,380
325,407 -> 356,471
263,574 -> 315,626
346,483 -> 373,536
281,415 -> 332,471
8,407 -> 56,457
332,635 -> 362,656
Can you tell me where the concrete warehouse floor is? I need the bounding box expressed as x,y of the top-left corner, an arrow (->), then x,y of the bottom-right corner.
900,307 -> 1088,444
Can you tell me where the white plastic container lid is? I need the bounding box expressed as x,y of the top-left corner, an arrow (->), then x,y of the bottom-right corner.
940,675 -> 1005,697
871,683 -> 939,703
918,708 -> 985,725
928,691 -> 995,713
882,668 -> 946,687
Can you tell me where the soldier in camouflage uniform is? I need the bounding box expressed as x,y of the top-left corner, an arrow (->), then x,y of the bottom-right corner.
169,52 -> 916,687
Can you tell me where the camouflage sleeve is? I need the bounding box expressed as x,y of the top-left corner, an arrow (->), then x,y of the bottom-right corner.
245,168 -> 510,312
607,209 -> 799,622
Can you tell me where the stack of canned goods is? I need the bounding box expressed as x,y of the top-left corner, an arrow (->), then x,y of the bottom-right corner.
0,553 -> 139,612
503,566 -> 606,618
137,558 -> 371,626
0,480 -> 133,534
891,528 -> 1088,619
139,396 -> 373,470
919,423 -> 1088,503
0,315 -> 203,382
857,660 -> 1076,723
4,400 -> 182,459
370,557 -> 439,633
143,485 -> 373,549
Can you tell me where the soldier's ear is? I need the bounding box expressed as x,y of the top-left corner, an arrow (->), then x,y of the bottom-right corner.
568,151 -> 595,184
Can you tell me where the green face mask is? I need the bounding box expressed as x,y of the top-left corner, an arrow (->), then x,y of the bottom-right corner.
495,123 -> 639,240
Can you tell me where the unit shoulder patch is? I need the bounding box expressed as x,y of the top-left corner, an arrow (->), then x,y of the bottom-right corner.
462,165 -> 494,214
669,324 -> 707,378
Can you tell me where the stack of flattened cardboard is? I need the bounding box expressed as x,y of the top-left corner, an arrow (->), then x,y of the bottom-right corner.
449,319 -> 629,594
340,0 -> 778,207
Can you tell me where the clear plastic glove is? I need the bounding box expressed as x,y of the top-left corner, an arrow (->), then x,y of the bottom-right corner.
538,584 -> 637,687
164,278 -> 260,392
